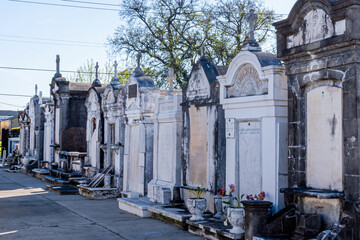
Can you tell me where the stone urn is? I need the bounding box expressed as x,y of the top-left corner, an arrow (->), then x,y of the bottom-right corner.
187,198 -> 207,221
214,195 -> 222,218
221,195 -> 232,221
22,155 -> 30,166
227,207 -> 245,234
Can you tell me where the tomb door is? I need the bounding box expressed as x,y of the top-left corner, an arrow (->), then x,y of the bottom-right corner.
306,86 -> 343,191
189,106 -> 208,187
237,121 -> 262,197
109,123 -> 116,168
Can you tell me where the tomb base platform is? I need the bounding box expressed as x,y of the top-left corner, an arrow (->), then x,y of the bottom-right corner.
117,197 -> 157,218
32,168 -> 50,179
78,185 -> 120,200
186,218 -> 244,240
147,203 -> 192,222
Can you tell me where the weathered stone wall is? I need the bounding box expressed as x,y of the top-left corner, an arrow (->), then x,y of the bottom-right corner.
275,0 -> 360,235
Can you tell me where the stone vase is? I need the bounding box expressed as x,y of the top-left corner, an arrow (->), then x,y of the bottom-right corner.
221,195 -> 232,221
187,198 -> 207,221
227,208 -> 245,234
214,195 -> 222,218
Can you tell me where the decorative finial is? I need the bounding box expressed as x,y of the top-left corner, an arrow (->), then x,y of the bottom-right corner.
110,60 -> 121,87
92,61 -> 101,87
166,68 -> 176,93
35,84 -> 38,96
247,9 -> 258,42
95,62 -> 99,80
54,55 -> 62,78
136,52 -> 142,68
201,46 -> 205,56
114,61 -> 118,78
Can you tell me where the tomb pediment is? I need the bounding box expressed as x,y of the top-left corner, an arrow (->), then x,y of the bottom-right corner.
104,89 -> 116,104
186,70 -> 210,101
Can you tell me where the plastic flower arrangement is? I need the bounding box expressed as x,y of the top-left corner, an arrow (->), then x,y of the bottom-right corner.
217,188 -> 226,196
246,191 -> 266,200
228,184 -> 235,197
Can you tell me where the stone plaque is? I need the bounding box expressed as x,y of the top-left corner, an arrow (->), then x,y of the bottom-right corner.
226,118 -> 235,138
159,102 -> 173,113
238,121 -> 261,196
128,84 -> 137,98
306,86 -> 343,191
158,123 -> 173,183
189,106 -> 207,187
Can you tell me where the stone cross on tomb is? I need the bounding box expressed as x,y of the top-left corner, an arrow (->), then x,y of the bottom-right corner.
167,68 -> 176,92
247,9 -> 258,42
56,55 -> 60,75
95,62 -> 99,80
201,46 -> 205,56
136,52 -> 142,68
54,55 -> 62,78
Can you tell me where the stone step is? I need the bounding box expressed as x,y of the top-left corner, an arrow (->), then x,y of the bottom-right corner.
46,185 -> 79,195
42,175 -> 59,184
55,179 -> 70,185
32,168 -> 50,179
69,177 -> 91,185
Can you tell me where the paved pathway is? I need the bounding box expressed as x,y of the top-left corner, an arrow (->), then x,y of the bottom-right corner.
0,169 -> 203,240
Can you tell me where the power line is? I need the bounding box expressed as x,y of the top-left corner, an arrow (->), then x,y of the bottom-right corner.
0,93 -> 33,98
0,38 -> 104,48
61,0 -> 120,7
0,101 -> 25,108
0,34 -> 103,45
9,0 -> 120,11
0,66 -> 113,75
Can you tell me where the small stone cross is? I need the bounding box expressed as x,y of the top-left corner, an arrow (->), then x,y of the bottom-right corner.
247,9 -> 258,41
136,52 -> 142,68
113,61 -> 118,78
167,68 -> 176,92
95,62 -> 99,79
35,84 -> 38,96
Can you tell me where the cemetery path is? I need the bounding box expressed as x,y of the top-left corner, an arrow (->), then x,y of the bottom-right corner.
0,169 -> 203,240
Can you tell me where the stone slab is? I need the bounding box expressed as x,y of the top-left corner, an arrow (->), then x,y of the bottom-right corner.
46,185 -> 79,195
78,186 -> 120,200
117,197 -> 157,218
186,218 -> 244,240
147,204 -> 192,222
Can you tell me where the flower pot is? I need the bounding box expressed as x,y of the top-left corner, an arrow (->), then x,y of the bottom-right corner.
214,195 -> 222,218
187,198 -> 207,221
227,207 -> 245,234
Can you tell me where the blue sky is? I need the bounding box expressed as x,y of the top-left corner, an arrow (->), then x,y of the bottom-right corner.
0,0 -> 297,111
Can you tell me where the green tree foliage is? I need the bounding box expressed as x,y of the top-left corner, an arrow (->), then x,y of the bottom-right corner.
107,0 -> 277,88
67,59 -> 131,84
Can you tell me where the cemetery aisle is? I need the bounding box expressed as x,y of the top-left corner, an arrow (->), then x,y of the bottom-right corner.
0,169 -> 203,240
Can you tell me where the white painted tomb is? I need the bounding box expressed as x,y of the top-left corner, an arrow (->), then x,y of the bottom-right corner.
148,69 -> 183,204
122,62 -> 160,197
217,50 -> 288,211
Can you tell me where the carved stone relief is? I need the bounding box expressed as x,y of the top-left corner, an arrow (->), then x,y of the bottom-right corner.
226,64 -> 267,98
287,9 -> 335,48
